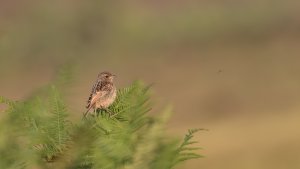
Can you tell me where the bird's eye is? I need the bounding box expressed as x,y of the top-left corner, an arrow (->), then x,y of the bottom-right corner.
105,75 -> 109,78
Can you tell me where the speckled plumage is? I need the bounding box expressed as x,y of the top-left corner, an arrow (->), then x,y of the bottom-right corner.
84,71 -> 116,117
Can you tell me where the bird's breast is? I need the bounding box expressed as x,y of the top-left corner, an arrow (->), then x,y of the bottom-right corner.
95,87 -> 117,108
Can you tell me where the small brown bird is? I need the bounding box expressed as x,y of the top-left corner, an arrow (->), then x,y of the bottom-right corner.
84,71 -> 117,117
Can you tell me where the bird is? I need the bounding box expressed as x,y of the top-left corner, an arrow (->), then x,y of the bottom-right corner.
84,71 -> 117,118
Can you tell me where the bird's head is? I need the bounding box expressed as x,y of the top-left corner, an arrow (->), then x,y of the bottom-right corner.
98,71 -> 116,82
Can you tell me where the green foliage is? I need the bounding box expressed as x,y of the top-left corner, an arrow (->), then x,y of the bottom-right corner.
0,81 -> 203,169
172,129 -> 205,167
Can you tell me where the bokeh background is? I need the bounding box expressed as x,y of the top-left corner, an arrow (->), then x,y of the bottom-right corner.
1,0 -> 300,168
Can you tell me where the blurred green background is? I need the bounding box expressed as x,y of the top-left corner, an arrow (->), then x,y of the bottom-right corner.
1,0 -> 300,168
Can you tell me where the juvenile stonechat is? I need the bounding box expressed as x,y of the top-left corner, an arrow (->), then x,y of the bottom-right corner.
84,71 -> 116,117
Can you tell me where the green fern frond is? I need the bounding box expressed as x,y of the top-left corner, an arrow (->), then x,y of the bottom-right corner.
28,86 -> 72,162
108,81 -> 152,128
171,128 -> 204,167
43,86 -> 70,158
123,106 -> 172,169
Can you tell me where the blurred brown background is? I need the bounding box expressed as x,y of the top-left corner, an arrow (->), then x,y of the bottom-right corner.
1,0 -> 300,168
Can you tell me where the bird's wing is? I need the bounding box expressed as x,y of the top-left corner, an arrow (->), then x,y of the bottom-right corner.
89,91 -> 103,108
84,91 -> 105,118
86,92 -> 94,108
86,79 -> 101,108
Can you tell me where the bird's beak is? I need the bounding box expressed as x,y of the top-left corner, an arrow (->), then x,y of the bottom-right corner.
112,74 -> 116,77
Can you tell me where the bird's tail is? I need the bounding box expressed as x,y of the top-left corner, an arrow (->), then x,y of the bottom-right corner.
83,103 -> 95,118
